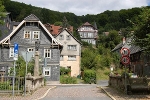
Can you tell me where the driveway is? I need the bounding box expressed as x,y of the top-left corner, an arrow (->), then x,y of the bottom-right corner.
40,84 -> 111,100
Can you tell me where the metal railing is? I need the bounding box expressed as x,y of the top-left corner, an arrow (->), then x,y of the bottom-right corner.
0,76 -> 25,95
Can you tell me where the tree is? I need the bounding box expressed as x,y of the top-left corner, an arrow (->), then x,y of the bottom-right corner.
0,0 -> 6,25
81,48 -> 97,70
131,7 -> 150,53
9,56 -> 34,77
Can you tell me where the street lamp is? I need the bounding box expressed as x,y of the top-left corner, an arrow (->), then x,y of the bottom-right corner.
34,39 -> 40,76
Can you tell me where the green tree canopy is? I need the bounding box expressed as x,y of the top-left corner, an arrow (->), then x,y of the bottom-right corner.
0,0 -> 6,25
131,7 -> 150,53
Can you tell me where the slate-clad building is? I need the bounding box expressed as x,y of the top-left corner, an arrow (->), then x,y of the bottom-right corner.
0,14 -> 63,81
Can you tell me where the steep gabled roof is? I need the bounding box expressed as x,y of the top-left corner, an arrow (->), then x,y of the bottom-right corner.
77,22 -> 97,30
55,28 -> 82,45
24,14 -> 40,21
0,14 -> 62,46
112,37 -> 142,54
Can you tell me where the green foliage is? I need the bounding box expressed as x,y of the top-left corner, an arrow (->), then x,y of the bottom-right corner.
98,30 -> 122,49
60,75 -> 77,84
54,21 -> 62,26
3,0 -> 144,32
60,67 -> 71,75
83,69 -> 96,84
81,48 -> 97,70
0,81 -> 11,90
9,56 -> 34,77
0,0 -> 6,25
130,7 -> 150,53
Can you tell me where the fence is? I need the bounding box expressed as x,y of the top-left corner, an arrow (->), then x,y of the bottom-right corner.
0,76 -> 24,95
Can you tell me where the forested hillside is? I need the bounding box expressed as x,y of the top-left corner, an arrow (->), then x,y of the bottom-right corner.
3,0 -> 149,33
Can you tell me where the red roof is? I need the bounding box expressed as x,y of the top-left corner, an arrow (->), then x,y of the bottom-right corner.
44,23 -> 73,36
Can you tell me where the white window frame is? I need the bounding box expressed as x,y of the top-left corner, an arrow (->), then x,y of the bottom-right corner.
68,55 -> 76,61
60,55 -> 64,61
67,45 -> 77,50
33,31 -> 40,39
9,47 -> 14,58
24,31 -> 31,39
27,48 -> 34,52
43,67 -> 51,76
44,49 -> 51,58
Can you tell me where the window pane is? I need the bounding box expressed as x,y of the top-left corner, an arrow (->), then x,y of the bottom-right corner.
44,49 -> 51,58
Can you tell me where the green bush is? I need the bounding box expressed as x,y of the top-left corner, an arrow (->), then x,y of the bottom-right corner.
60,67 -> 71,75
0,81 -> 11,90
83,70 -> 96,84
60,75 -> 77,84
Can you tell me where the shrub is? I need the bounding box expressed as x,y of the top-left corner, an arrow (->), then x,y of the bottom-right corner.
60,75 -> 77,84
83,70 -> 96,84
60,67 -> 71,75
0,81 -> 11,90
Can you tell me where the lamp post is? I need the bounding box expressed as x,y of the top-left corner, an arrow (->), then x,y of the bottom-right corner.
34,40 -> 40,76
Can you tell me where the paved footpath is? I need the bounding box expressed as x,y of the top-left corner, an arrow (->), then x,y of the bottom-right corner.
40,85 -> 111,100
0,86 -> 54,100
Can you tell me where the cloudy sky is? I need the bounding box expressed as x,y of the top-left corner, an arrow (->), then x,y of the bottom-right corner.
12,0 -> 150,16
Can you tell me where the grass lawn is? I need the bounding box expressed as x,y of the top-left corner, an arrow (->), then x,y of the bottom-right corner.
96,68 -> 111,80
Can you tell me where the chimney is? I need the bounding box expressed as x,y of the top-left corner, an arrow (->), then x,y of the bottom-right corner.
123,37 -> 126,44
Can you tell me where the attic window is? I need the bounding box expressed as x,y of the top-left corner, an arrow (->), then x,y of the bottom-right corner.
66,35 -> 71,40
33,31 -> 40,39
24,31 -> 31,39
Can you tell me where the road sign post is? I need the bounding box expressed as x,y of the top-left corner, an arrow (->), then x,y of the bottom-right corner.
13,43 -> 19,97
120,47 -> 130,94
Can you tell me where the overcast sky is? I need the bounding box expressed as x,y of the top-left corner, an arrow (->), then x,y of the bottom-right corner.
12,0 -> 150,16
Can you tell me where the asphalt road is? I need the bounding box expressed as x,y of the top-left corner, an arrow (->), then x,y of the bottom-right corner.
41,84 -> 111,100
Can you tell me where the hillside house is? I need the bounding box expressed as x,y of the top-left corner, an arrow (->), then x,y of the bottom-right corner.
112,37 -> 150,77
55,29 -> 82,77
0,14 -> 63,82
77,22 -> 98,45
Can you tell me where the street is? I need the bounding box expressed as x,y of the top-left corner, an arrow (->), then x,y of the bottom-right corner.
40,84 -> 111,100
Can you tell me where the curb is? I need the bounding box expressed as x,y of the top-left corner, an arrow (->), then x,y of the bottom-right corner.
47,84 -> 97,86
35,86 -> 56,100
99,86 -> 116,100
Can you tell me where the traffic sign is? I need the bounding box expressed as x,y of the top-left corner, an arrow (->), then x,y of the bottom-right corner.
121,56 -> 130,65
14,43 -> 18,60
21,51 -> 34,62
120,48 -> 130,56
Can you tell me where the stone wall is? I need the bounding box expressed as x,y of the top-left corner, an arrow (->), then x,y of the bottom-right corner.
26,74 -> 44,93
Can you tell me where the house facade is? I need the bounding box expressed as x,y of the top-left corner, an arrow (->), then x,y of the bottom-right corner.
0,14 -> 63,81
77,22 -> 98,45
55,29 -> 82,77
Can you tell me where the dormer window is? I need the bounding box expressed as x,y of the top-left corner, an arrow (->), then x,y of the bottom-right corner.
24,31 -> 31,39
33,31 -> 40,39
